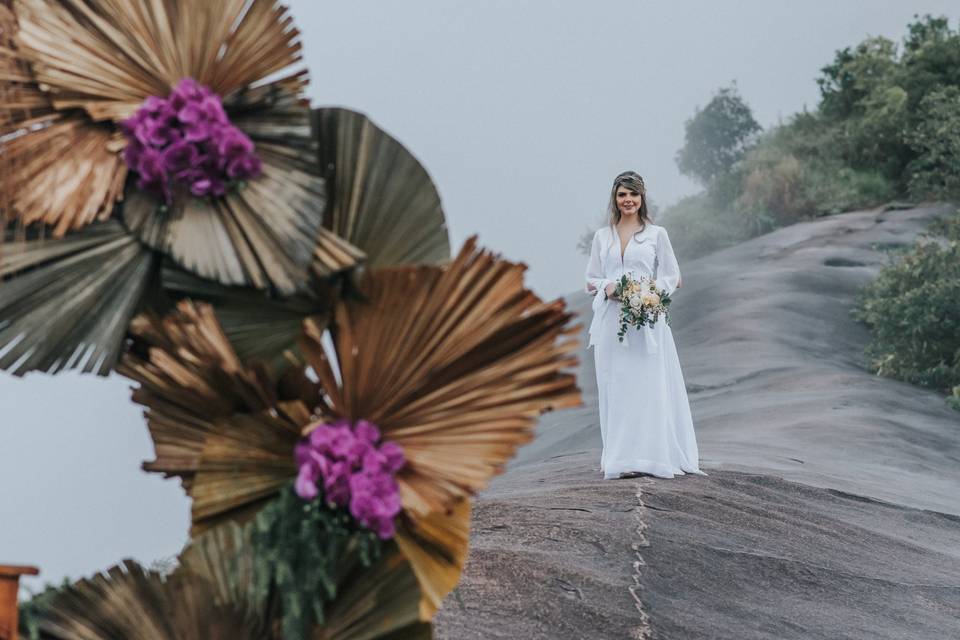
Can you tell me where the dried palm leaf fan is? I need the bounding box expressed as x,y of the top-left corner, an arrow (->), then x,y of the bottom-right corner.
313,108 -> 450,272
0,0 -> 346,377
157,106 -> 454,364
20,522 -> 431,639
0,2 -> 454,378
121,238 -> 581,625
19,559 -> 266,640
0,221 -> 155,373
6,0 -> 339,291
177,522 -> 435,640
157,107 -> 454,366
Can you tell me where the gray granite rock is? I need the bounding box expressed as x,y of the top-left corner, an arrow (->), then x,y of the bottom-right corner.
435,204 -> 960,639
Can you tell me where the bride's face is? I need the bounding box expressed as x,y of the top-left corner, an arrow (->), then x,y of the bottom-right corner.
616,187 -> 642,217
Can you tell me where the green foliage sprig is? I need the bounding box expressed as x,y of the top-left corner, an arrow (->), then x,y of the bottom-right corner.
19,579 -> 72,640
250,484 -> 383,640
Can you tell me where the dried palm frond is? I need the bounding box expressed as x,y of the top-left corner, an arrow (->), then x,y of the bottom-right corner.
117,300 -> 308,485
305,237 -> 582,517
316,540 -> 434,640
160,262 -> 333,366
121,83 -> 331,293
21,559 -> 265,640
0,220 -> 155,375
125,238 -> 579,618
313,108 -> 450,273
22,518 -> 436,639
2,0 -> 334,294
180,521 -> 435,640
174,522 -> 268,632
13,0 -> 303,121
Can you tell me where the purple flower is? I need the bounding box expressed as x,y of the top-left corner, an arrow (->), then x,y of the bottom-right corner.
218,132 -> 255,166
379,441 -> 407,474
120,76 -> 262,205
354,420 -> 381,443
161,140 -> 200,175
294,464 -> 320,501
226,154 -> 261,180
292,419 -> 406,539
136,148 -> 166,184
189,177 -> 226,197
184,121 -> 215,143
200,95 -> 229,124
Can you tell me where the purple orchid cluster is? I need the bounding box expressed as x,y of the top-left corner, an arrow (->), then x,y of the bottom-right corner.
294,419 -> 406,540
120,78 -> 261,204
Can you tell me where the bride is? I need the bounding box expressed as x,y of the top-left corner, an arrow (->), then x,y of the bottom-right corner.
585,171 -> 706,479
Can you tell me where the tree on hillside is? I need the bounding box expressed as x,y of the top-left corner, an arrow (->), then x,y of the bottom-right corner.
816,36 -> 900,121
675,83 -> 761,186
815,16 -> 960,186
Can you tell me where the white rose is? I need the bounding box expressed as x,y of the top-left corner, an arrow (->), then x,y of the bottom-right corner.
640,292 -> 660,307
629,294 -> 643,309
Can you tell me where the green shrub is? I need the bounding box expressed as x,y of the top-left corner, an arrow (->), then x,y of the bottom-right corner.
854,210 -> 960,409
907,86 -> 960,200
660,193 -> 748,261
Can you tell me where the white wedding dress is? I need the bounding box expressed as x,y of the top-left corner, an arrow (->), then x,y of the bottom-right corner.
585,224 -> 706,479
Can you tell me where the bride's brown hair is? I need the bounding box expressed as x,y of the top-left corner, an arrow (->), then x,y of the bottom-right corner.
608,171 -> 653,232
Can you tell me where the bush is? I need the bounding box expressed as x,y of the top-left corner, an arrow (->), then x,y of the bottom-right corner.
732,125 -> 895,231
659,193 -> 748,261
907,86 -> 960,200
735,141 -> 810,232
854,210 -> 960,409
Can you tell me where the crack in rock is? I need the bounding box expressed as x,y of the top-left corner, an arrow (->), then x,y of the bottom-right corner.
629,480 -> 653,639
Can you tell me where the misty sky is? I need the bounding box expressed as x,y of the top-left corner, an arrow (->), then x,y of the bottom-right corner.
2,1 -> 956,595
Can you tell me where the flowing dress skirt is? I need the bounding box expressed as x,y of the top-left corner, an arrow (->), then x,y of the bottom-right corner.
593,314 -> 706,479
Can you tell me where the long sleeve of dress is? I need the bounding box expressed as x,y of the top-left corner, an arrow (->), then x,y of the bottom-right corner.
585,229 -> 612,299
655,227 -> 682,296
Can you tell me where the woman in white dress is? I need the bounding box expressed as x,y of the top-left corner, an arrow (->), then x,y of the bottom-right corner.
585,171 -> 706,479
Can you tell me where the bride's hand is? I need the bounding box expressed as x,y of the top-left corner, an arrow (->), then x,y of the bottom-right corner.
604,282 -> 617,300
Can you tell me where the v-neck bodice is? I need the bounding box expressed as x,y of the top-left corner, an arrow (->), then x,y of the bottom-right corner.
584,223 -> 683,348
617,225 -> 649,262
602,224 -> 658,279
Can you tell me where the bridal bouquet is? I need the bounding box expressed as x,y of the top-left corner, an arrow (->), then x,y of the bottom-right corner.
614,274 -> 672,342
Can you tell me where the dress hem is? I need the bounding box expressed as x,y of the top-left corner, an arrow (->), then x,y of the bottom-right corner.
602,458 -> 707,480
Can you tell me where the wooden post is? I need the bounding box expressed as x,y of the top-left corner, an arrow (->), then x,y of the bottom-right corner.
0,566 -> 39,640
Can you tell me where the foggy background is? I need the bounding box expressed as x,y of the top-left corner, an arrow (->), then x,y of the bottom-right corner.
2,0 -> 956,594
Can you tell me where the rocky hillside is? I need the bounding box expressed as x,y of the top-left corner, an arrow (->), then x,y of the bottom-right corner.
435,204 -> 960,639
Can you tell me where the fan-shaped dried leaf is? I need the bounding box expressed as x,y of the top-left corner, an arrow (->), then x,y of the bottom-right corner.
312,108 -> 450,272
132,238 -> 577,619
6,0 -> 335,293
160,262 -> 332,365
177,521 -> 435,639
303,237 -> 582,517
189,409 -> 302,534
23,559 -> 263,640
394,499 -> 470,620
174,521 -> 267,633
3,116 -> 127,235
0,220 -> 155,375
316,543 -> 433,640
13,0 -> 304,121
0,6 -> 126,235
121,96 -> 329,294
119,300 -> 295,485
